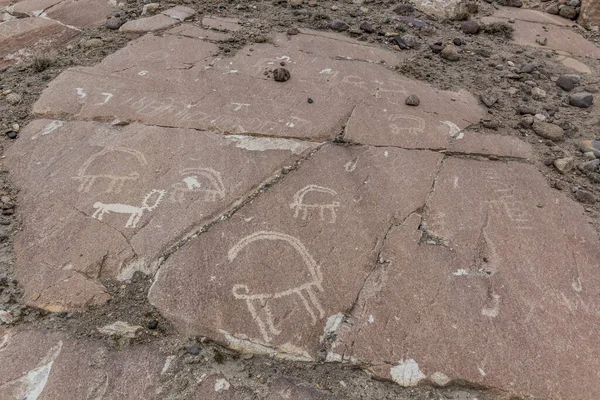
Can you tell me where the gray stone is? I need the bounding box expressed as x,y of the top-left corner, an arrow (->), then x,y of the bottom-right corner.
481,92 -> 500,107
575,189 -> 596,204
5,92 -> 22,105
441,45 -> 460,61
461,20 -> 480,34
546,4 -> 559,14
84,38 -> 103,48
520,62 -> 537,73
556,74 -> 581,91
105,17 -> 123,30
559,5 -> 578,19
531,87 -> 546,100
569,92 -> 594,108
553,157 -> 575,173
532,120 -> 564,141
405,94 -> 421,106
329,19 -> 350,31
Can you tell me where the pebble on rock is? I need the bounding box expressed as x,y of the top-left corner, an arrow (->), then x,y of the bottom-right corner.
360,21 -> 374,33
6,131 -> 17,139
84,38 -> 104,48
559,5 -> 578,19
532,121 -> 564,141
273,68 -> 291,82
569,92 -> 594,108
186,346 -> 200,355
147,319 -> 159,330
405,94 -> 420,106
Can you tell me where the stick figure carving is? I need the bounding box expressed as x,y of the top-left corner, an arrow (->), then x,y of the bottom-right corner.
228,231 -> 325,343
73,147 -> 148,194
289,185 -> 340,223
169,168 -> 226,203
92,189 -> 165,229
389,114 -> 425,136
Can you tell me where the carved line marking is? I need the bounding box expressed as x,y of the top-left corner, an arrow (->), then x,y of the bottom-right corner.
92,189 -> 165,228
228,231 -> 325,343
389,114 -> 425,136
169,168 -> 226,204
289,185 -> 340,224
73,147 -> 148,194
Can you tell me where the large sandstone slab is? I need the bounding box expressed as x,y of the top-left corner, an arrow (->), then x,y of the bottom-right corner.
120,7 -> 195,33
580,0 -> 600,30
0,17 -> 77,66
482,11 -> 600,58
45,0 -> 115,28
149,144 -> 443,359
330,159 -> 600,400
0,328 -> 166,399
33,29 -> 484,146
5,120 -> 315,311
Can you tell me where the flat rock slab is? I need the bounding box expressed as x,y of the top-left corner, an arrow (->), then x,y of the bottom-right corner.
33,29 -> 484,147
168,23 -> 233,41
482,11 -> 600,58
7,0 -> 62,16
448,132 -> 532,159
330,159 -> 600,399
0,328 -> 165,399
202,16 -> 241,31
5,120 -> 315,311
120,14 -> 182,33
0,17 -> 77,66
149,144 -> 443,359
45,0 -> 115,28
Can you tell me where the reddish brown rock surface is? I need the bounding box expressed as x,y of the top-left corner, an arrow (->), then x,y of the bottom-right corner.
330,159 -> 600,400
5,120 -> 316,311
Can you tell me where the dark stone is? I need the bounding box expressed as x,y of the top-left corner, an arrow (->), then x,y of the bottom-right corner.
273,68 -> 291,82
329,19 -> 350,31
453,37 -> 465,46
393,4 -> 414,15
147,319 -> 159,330
359,21 -> 374,33
430,43 -> 444,53
405,94 -> 420,106
6,131 -> 17,139
575,190 -> 596,204
461,20 -> 480,34
105,18 -> 123,30
559,5 -> 578,19
569,92 -> 594,108
307,98 -> 313,104
186,346 -> 200,355
556,75 -> 578,91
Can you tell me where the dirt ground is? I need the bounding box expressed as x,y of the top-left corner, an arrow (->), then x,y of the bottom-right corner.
1,0 -> 599,398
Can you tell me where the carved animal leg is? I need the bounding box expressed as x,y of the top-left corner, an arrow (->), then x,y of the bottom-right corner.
319,206 -> 326,221
296,290 -> 317,324
306,287 -> 325,319
263,302 -> 281,337
126,211 -> 142,228
292,205 -> 300,219
83,177 -> 96,193
246,299 -> 272,342
301,206 -> 309,221
92,207 -> 104,220
327,206 -> 337,224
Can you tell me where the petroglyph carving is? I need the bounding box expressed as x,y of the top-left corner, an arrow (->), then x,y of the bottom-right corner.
0,341 -> 62,400
94,93 -> 114,106
228,232 -> 325,343
483,169 -> 532,230
74,147 -> 148,194
31,120 -> 64,140
290,185 -> 340,223
92,189 -> 165,228
169,168 -> 226,203
389,115 -> 425,136
443,121 -> 462,138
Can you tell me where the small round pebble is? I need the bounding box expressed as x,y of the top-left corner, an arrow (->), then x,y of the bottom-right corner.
405,94 -> 420,106
147,319 -> 159,330
186,346 -> 200,355
307,98 -> 314,104
6,131 -> 17,139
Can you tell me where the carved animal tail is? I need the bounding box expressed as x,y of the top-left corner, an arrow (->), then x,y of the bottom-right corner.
141,189 -> 166,211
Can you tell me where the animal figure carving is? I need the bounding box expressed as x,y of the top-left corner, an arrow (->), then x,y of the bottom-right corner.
289,185 -> 340,224
73,147 -> 148,194
228,231 -> 325,343
169,168 -> 226,203
92,189 -> 165,228
389,115 -> 426,136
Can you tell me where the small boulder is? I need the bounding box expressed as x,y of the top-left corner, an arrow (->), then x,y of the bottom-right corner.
579,139 -> 600,157
556,74 -> 581,91
532,121 -> 564,141
329,19 -> 350,31
575,190 -> 596,204
461,20 -> 480,34
559,5 -> 578,19
569,92 -> 594,108
553,157 -> 575,174
441,45 -> 460,61
546,4 -> 559,14
531,87 -> 546,100
360,21 -> 374,33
